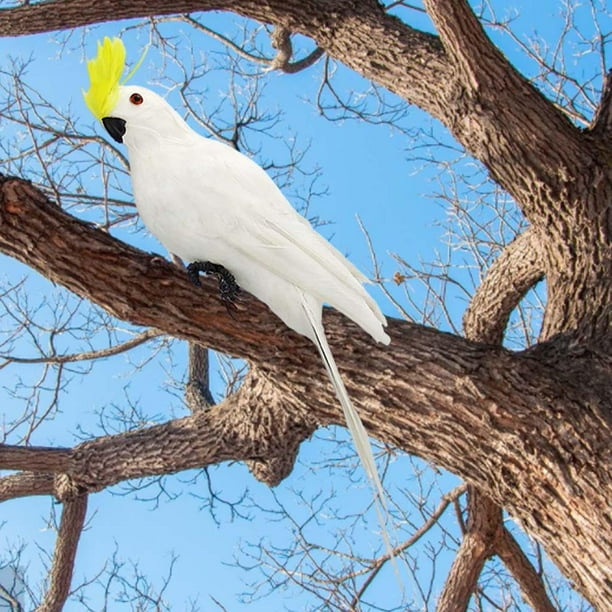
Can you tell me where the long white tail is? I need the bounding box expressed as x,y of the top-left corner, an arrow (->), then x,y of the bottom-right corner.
301,293 -> 395,562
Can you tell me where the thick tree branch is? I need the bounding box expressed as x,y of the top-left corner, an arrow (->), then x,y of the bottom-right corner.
421,0 -> 589,217
423,0 -> 508,91
0,369 -> 315,490
0,445 -> 70,474
0,472 -> 55,501
36,494 -> 88,612
459,220 -> 554,610
0,0 -> 217,35
72,370 -> 312,490
0,175 -> 282,360
463,227 -> 544,344
1,177 -> 610,606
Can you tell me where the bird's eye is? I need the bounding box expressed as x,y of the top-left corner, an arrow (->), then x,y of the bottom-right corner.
129,93 -> 144,105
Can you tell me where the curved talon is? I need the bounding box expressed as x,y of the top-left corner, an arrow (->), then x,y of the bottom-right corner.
186,262 -> 203,287
187,261 -> 241,307
218,275 -> 241,303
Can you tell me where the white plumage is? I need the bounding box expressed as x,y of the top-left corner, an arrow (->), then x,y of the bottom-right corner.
105,85 -> 393,551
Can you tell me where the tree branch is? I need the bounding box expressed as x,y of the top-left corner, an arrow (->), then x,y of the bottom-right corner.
0,327 -> 163,366
0,171 -> 610,605
422,0 -> 521,92
588,69 -> 612,143
0,0 -> 451,118
351,483 -> 467,609
269,27 -> 324,73
0,174 -> 609,472
186,342 -> 216,410
36,494 -> 88,612
436,489 -> 500,612
459,220 -> 550,610
0,445 -> 70,473
421,0 -> 589,226
463,227 -> 544,344
63,367 -> 315,491
497,528 -> 558,612
0,472 -> 55,501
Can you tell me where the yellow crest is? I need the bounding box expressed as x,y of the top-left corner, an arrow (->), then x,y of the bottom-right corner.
83,37 -> 126,120
83,37 -> 147,121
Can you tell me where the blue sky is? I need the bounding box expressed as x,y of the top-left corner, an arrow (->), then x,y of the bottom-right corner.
0,1 -> 607,610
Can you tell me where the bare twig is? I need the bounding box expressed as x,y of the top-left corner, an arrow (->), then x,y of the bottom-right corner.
0,328 -> 163,368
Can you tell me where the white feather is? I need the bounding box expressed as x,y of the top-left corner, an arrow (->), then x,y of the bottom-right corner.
300,293 -> 396,564
108,85 -> 395,556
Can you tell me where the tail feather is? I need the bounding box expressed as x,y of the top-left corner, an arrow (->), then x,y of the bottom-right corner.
300,293 -> 395,562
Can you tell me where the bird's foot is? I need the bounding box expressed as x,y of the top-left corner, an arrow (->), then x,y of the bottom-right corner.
187,261 -> 242,306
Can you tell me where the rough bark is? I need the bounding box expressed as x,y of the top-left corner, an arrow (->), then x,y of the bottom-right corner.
454,220 -> 555,611
0,0 -> 611,608
436,490 -> 501,612
36,493 -> 88,612
463,227 -> 545,345
0,176 -> 610,608
2,1 -> 609,341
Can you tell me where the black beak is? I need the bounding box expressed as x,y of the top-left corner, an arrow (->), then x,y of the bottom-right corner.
102,117 -> 126,143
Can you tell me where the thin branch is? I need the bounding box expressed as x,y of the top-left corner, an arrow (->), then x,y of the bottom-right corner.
497,528 -> 558,612
349,483 -> 467,608
174,15 -> 272,65
0,328 -> 163,368
356,215 -> 414,322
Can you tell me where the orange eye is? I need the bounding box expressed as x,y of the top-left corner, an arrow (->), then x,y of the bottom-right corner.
129,93 -> 144,105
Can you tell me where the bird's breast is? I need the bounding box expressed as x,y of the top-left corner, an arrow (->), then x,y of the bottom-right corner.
128,143 -> 233,263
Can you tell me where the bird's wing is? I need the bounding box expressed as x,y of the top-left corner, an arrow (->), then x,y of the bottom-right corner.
202,140 -> 386,327
203,141 -> 368,285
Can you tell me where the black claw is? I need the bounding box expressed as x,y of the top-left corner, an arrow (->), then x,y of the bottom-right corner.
187,261 -> 241,306
187,262 -> 203,287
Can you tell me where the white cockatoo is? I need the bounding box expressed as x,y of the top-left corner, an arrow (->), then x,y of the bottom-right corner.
84,38 -> 393,552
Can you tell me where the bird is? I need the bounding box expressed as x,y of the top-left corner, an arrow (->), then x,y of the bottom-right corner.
83,37 -> 394,555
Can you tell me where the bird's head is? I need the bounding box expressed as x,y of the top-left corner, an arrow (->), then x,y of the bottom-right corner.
83,37 -> 187,147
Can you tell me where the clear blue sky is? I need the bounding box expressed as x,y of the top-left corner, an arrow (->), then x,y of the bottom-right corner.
0,1 -> 606,609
